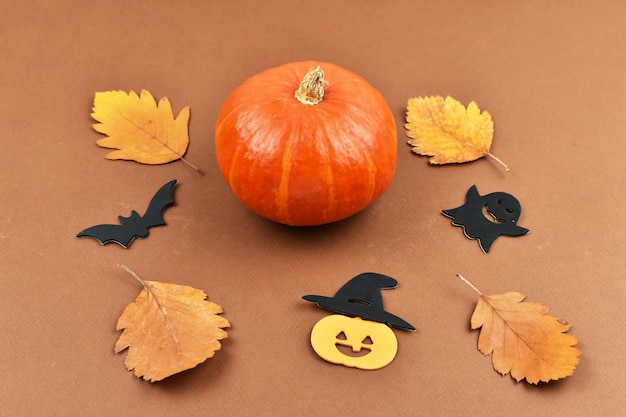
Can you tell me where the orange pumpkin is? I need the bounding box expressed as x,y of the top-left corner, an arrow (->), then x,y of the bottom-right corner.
215,61 -> 397,226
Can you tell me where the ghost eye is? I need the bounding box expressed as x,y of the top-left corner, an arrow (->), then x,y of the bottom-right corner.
496,198 -> 515,214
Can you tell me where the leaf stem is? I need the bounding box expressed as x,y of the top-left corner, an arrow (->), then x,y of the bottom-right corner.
485,151 -> 510,171
118,263 -> 147,287
179,155 -> 201,173
456,274 -> 482,295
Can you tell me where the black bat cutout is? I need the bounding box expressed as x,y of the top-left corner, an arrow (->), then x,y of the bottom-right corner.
442,185 -> 529,253
77,179 -> 177,248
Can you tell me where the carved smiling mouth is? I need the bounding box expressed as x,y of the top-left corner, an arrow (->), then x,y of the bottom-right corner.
335,343 -> 371,357
482,205 -> 504,223
335,332 -> 374,357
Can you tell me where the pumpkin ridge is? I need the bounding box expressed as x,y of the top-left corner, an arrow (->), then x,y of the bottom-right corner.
320,122 -> 337,219
361,147 -> 377,204
226,142 -> 245,191
277,130 -> 295,222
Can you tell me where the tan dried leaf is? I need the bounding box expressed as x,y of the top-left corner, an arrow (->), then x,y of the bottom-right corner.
115,265 -> 230,382
459,275 -> 580,384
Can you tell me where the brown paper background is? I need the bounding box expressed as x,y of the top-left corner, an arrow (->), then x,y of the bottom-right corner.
1,1 -> 625,416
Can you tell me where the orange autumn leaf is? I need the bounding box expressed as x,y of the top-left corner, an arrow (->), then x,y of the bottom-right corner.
115,265 -> 230,382
91,89 -> 197,170
405,96 -> 509,171
458,275 -> 580,384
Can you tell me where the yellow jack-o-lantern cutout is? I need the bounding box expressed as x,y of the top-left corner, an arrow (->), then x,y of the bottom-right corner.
310,315 -> 398,370
303,272 -> 414,370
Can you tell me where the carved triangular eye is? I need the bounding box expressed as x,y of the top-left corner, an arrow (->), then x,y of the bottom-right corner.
336,331 -> 347,340
362,336 -> 373,345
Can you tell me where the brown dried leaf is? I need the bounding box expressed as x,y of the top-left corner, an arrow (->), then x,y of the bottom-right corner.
462,277 -> 580,384
115,265 -> 230,382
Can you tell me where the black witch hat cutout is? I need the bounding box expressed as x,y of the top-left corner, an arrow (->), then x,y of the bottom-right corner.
442,185 -> 529,253
303,272 -> 415,331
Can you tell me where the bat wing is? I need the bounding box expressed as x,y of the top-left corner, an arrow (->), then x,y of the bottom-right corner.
141,179 -> 177,228
77,179 -> 177,248
76,224 -> 138,248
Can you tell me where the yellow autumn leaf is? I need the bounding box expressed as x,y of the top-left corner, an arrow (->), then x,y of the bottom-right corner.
458,275 -> 580,384
91,89 -> 196,169
115,265 -> 230,382
405,96 -> 509,170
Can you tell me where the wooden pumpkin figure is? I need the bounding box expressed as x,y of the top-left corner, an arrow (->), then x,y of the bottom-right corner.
302,273 -> 414,370
215,61 -> 397,226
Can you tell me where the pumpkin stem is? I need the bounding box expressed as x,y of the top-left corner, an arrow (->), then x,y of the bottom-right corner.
295,66 -> 326,105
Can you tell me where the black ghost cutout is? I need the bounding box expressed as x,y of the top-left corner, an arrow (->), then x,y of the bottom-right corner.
442,185 -> 529,253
